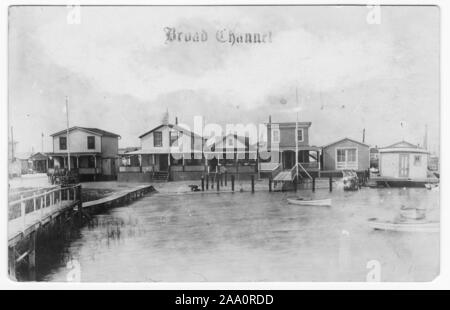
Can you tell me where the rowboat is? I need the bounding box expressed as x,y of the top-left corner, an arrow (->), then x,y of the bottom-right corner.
287,198 -> 331,206
368,218 -> 439,233
424,183 -> 439,191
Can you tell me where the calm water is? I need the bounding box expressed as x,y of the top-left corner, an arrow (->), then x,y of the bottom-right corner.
40,187 -> 440,282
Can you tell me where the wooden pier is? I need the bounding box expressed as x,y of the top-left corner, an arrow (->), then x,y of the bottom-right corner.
8,184 -> 82,281
8,183 -> 155,281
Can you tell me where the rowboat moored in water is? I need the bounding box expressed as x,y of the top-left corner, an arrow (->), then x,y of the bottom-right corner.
287,198 -> 332,206
368,218 -> 439,233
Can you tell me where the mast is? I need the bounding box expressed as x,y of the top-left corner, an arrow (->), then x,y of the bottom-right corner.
10,126 -> 15,162
295,87 -> 299,180
66,96 -> 71,171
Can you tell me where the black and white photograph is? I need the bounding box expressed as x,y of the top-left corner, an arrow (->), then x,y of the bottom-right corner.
4,2 -> 445,287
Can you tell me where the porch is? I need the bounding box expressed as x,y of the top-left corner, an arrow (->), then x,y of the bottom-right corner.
47,153 -> 102,175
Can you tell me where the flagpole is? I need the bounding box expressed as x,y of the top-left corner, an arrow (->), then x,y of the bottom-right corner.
295,87 -> 299,180
66,96 -> 71,171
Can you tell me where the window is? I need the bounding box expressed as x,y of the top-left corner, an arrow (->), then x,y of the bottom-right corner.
154,131 -> 162,147
297,129 -> 304,142
414,155 -> 421,166
336,148 -> 358,169
272,129 -> 280,144
169,131 -> 178,147
59,137 -> 67,150
87,136 -> 95,149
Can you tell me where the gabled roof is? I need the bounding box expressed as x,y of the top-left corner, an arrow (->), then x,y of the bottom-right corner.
206,133 -> 250,150
50,126 -> 120,138
379,140 -> 428,154
322,137 -> 369,149
383,141 -> 420,149
138,123 -> 203,139
29,152 -> 48,160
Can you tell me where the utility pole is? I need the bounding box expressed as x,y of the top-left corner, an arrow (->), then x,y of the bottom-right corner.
295,87 -> 299,180
41,132 -> 44,153
66,96 -> 71,171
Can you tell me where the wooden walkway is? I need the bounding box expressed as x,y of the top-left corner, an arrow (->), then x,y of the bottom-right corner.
8,184 -> 81,246
82,185 -> 154,209
273,170 -> 293,182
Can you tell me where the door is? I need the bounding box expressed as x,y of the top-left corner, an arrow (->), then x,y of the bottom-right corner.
159,154 -> 169,171
282,151 -> 295,169
399,154 -> 409,177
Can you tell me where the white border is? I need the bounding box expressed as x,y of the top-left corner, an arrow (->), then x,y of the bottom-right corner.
0,0 -> 448,290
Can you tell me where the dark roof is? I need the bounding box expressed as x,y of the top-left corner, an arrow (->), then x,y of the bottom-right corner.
265,121 -> 312,128
322,137 -> 369,149
50,126 -> 120,138
139,123 -> 203,139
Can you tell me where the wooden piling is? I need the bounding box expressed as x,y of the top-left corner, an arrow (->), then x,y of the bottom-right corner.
28,231 -> 36,281
251,175 -> 255,193
231,175 -> 235,192
206,175 -> 209,190
312,177 -> 316,192
201,176 -> 205,191
8,246 -> 16,280
269,177 -> 272,192
225,171 -> 228,186
329,176 -> 333,192
216,175 -> 220,191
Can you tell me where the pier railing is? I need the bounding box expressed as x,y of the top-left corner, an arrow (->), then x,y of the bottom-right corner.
8,184 -> 81,224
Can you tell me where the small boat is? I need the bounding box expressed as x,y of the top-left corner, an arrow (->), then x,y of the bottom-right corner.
424,183 -> 439,191
287,197 -> 332,206
368,218 -> 439,233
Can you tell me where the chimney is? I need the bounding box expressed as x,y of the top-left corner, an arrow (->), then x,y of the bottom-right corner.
175,117 -> 178,125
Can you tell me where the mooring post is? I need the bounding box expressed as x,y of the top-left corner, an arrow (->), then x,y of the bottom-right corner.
312,177 -> 316,192
225,171 -> 228,186
269,177 -> 272,192
231,175 -> 235,192
206,174 -> 209,190
294,177 -> 297,192
216,175 -> 220,191
77,185 -> 83,220
8,246 -> 16,281
28,231 -> 36,281
201,176 -> 205,191
251,175 -> 255,193
220,173 -> 223,186
329,176 -> 333,192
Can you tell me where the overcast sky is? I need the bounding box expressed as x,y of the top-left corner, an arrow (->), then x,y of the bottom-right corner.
9,5 -> 440,154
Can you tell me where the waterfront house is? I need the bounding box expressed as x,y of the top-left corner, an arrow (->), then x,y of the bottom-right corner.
29,152 -> 50,173
204,133 -> 258,179
47,126 -> 120,181
321,138 -> 370,173
377,141 -> 430,184
260,117 -> 321,179
119,120 -> 206,181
